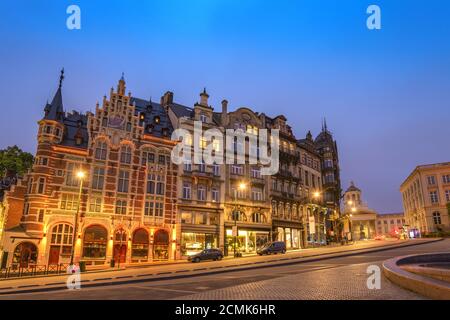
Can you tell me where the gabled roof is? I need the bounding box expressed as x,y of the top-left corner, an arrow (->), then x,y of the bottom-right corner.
131,97 -> 174,137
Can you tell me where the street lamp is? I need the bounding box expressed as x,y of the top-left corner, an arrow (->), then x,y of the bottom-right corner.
70,170 -> 85,266
233,182 -> 247,258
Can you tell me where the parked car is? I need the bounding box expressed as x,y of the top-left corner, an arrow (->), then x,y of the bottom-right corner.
188,249 -> 224,263
257,241 -> 286,255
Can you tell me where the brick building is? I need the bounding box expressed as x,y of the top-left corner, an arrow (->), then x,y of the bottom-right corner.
0,72 -> 179,268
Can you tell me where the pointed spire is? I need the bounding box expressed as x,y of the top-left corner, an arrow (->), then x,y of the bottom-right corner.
324,117 -> 328,132
43,69 -> 65,122
121,72 -> 125,81
59,68 -> 65,88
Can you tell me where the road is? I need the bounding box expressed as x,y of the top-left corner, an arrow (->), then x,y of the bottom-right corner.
0,239 -> 448,300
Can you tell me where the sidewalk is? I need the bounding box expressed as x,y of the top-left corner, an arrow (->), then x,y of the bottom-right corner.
0,238 -> 441,295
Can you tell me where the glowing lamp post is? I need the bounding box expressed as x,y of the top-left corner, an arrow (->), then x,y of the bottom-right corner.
233,182 -> 246,258
70,170 -> 85,266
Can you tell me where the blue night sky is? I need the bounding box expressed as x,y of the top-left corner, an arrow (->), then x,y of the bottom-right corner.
0,0 -> 449,213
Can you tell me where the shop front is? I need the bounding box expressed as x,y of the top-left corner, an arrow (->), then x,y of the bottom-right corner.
224,227 -> 270,256
180,222 -> 220,257
181,232 -> 218,256
272,220 -> 303,250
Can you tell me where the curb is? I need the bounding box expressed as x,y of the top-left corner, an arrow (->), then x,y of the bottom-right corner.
0,238 -> 443,296
382,252 -> 450,300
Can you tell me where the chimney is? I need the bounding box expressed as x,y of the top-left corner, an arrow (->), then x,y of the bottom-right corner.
221,99 -> 228,126
160,91 -> 174,107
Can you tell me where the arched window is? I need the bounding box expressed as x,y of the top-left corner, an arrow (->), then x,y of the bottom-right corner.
13,242 -> 38,267
120,145 -> 132,164
153,229 -> 169,260
229,211 -> 247,222
252,212 -> 267,223
132,229 -> 149,259
83,225 -> 108,259
48,223 -> 73,265
95,141 -> 108,160
432,211 -> 441,225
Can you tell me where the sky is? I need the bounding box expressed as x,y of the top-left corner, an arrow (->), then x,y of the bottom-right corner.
0,0 -> 449,213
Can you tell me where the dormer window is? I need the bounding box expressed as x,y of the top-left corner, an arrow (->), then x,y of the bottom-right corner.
146,124 -> 153,133
75,136 -> 83,146
139,112 -> 145,121
154,116 -> 160,124
162,128 -> 168,136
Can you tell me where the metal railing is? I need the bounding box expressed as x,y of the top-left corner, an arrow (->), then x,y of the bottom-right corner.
0,263 -> 70,279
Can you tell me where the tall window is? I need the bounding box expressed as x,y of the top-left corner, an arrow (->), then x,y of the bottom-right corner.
212,163 -> 219,176
427,176 -> 436,185
89,197 -> 102,212
198,161 -> 206,173
37,209 -> 44,222
37,177 -> 45,194
95,141 -> 107,160
156,175 -> 164,195
115,200 -> 127,215
231,165 -> 243,175
184,160 -> 192,172
144,201 -> 163,217
50,223 -> 74,258
200,114 -> 207,123
92,167 -> 105,190
251,167 -> 261,179
430,191 -> 439,204
251,188 -> 263,201
146,174 -> 164,195
212,188 -> 219,202
443,174 -> 450,184
117,170 -> 129,193
120,145 -> 132,164
197,185 -> 206,201
66,162 -> 81,187
141,151 -> 155,165
60,194 -> 79,210
446,190 -> 450,202
146,174 -> 155,194
27,178 -> 33,193
144,201 -> 154,216
432,211 -> 441,225
252,212 -> 266,223
182,183 -> 191,199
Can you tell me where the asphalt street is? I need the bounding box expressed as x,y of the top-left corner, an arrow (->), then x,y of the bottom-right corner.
0,239 -> 448,300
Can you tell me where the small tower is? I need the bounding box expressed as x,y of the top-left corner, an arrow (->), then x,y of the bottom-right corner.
117,72 -> 126,96
344,181 -> 362,209
199,88 -> 209,107
38,69 -> 66,145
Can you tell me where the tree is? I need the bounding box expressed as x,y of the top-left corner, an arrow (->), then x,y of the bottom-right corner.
0,145 -> 34,177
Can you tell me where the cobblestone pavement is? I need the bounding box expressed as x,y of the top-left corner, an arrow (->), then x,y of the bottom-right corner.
176,261 -> 426,300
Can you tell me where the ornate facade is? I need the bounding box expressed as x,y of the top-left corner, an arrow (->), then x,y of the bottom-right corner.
0,73 -> 342,268
1,73 -> 179,268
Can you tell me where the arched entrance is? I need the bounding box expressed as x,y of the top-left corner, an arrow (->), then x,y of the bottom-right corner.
13,242 -> 38,267
132,229 -> 149,261
153,229 -> 169,261
82,225 -> 108,261
113,228 -> 127,264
